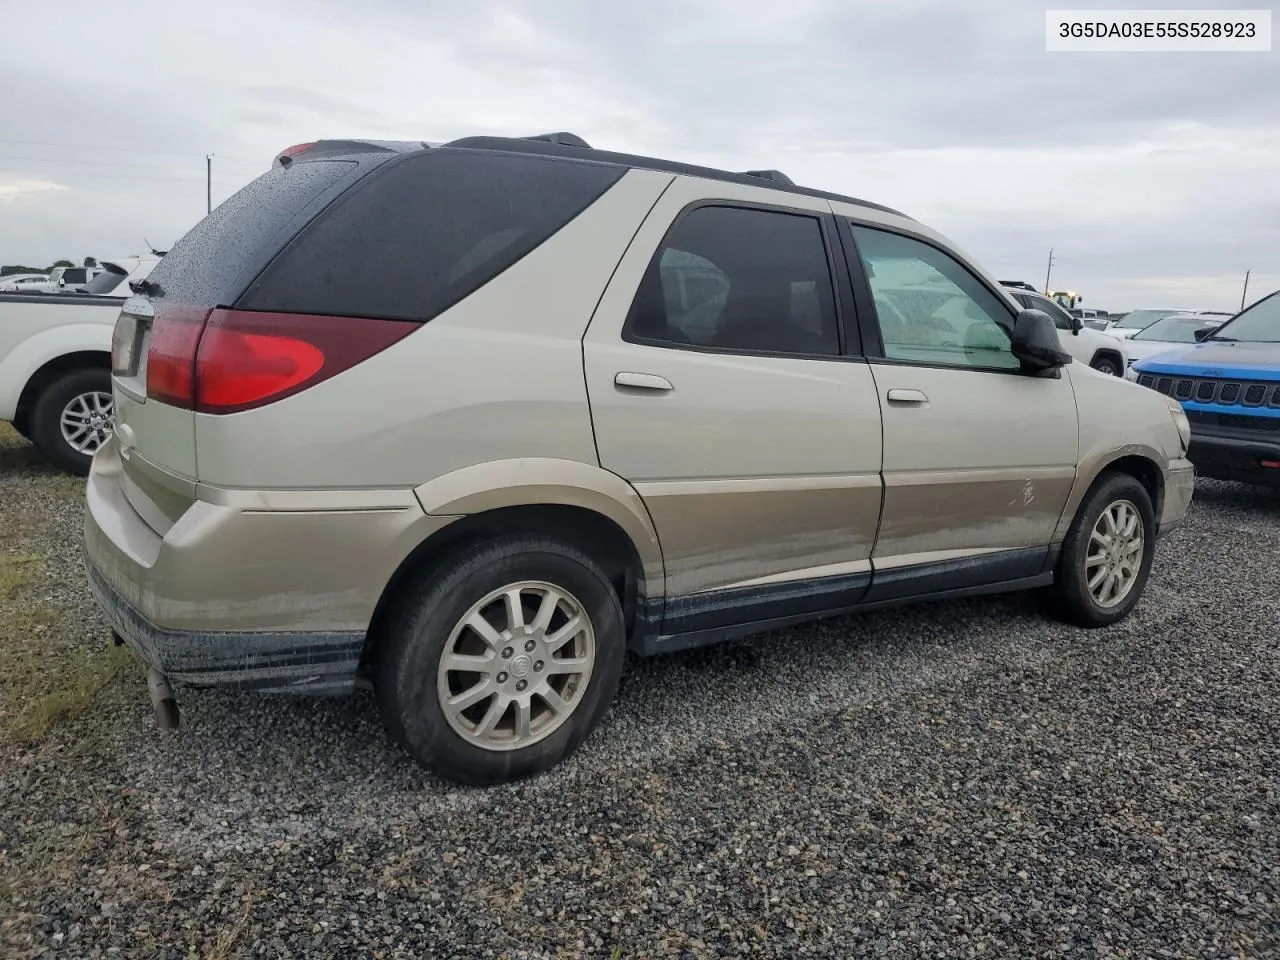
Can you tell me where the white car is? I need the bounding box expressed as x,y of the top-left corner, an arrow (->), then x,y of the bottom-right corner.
0,273 -> 52,293
1122,313 -> 1228,371
81,256 -> 161,297
1002,285 -> 1128,376
1101,307 -> 1228,340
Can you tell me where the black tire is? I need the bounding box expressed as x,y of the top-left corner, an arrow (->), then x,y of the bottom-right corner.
29,368 -> 113,476
1091,354 -> 1122,377
1044,471 -> 1156,628
374,535 -> 626,785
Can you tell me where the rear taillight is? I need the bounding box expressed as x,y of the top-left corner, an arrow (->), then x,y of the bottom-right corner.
144,307 -> 419,414
193,310 -> 419,414
145,306 -> 212,408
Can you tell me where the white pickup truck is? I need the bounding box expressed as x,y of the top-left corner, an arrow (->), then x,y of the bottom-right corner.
0,255 -> 162,473
0,291 -> 130,474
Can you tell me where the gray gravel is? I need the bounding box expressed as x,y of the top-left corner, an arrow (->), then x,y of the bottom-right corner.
2,435 -> 1278,958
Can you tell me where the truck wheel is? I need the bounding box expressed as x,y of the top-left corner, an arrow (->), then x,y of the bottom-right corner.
1091,355 -> 1122,377
374,535 -> 626,785
1043,472 -> 1155,628
29,368 -> 114,476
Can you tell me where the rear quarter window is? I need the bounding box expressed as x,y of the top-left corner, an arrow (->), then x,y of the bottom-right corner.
144,159 -> 359,306
236,150 -> 626,322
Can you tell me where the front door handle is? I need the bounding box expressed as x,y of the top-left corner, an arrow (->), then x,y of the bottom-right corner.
886,388 -> 929,404
615,372 -> 673,392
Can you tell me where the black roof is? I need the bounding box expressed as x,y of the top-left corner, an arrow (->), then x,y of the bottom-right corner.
439,133 -> 908,218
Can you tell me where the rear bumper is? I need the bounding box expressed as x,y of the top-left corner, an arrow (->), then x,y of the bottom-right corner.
1187,432 -> 1280,487
86,557 -> 364,693
81,437 -> 456,693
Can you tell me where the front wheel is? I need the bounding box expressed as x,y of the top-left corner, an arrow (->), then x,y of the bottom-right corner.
1091,355 -> 1122,377
374,535 -> 626,785
1044,472 -> 1156,627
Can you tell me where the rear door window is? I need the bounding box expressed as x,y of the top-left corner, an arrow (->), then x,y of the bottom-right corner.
238,150 -> 626,322
624,204 -> 841,356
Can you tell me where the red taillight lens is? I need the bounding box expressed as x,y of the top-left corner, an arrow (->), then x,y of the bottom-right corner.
195,325 -> 324,411
192,309 -> 420,414
145,306 -> 213,408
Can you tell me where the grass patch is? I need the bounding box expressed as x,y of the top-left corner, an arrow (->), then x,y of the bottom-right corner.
0,552 -> 133,744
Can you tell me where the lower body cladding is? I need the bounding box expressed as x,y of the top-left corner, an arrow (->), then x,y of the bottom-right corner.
82,439 -> 457,696
83,446 -> 1198,700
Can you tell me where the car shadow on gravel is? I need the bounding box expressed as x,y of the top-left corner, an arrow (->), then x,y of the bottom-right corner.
117,589 -> 1052,818
1190,476 -> 1280,511
0,428 -> 59,478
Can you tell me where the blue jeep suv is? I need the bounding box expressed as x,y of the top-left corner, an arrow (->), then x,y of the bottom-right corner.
1133,290 -> 1280,487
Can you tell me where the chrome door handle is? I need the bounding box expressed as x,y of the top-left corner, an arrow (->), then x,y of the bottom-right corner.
886,388 -> 929,404
614,372 -> 673,392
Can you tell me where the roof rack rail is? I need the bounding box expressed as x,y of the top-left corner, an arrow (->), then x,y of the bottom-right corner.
743,169 -> 794,185
523,132 -> 592,148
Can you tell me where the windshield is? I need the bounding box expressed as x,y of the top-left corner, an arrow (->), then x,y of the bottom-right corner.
1133,316 -> 1219,343
1207,291 -> 1280,342
1115,308 -> 1186,330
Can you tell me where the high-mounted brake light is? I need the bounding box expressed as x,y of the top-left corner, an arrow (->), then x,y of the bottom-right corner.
275,142 -> 316,167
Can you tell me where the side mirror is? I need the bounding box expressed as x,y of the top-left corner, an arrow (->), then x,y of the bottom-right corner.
1011,308 -> 1073,373
1071,315 -> 1084,335
1193,326 -> 1214,342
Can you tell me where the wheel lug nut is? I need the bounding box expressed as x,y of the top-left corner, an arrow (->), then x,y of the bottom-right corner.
534,661 -> 544,672
516,679 -> 527,692
501,647 -> 513,659
524,640 -> 536,652
497,672 -> 508,683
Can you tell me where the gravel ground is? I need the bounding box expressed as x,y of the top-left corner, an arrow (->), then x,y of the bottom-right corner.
2,431 -> 1278,959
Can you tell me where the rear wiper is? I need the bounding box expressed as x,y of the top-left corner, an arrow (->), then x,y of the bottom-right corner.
129,278 -> 160,296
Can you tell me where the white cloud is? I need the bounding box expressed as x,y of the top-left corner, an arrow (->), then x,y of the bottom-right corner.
0,178 -> 68,203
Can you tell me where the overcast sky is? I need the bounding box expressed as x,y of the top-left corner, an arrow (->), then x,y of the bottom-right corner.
1,0 -> 1277,310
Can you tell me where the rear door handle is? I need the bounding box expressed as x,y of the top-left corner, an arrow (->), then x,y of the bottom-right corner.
614,372 -> 673,392
886,388 -> 929,404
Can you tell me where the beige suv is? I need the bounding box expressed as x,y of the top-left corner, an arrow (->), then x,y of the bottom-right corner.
83,133 -> 1196,785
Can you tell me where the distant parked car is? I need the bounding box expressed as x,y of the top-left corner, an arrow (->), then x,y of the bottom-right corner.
0,273 -> 52,293
1002,284 -> 1128,376
1123,313 -> 1228,372
46,265 -> 106,293
1102,307 -> 1230,340
81,256 -> 161,297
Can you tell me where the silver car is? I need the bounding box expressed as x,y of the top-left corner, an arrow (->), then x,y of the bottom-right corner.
83,133 -> 1196,784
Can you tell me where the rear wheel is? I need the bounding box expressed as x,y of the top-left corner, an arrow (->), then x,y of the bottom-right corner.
374,535 -> 625,785
1091,354 -> 1122,377
1044,472 -> 1155,627
29,368 -> 113,476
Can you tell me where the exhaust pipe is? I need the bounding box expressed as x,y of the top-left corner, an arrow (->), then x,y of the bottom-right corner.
146,667 -> 180,730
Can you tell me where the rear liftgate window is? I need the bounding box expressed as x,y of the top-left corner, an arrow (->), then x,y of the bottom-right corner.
237,151 -> 628,322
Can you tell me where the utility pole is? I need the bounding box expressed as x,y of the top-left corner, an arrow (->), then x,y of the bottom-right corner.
1241,270 -> 1251,311
206,154 -> 213,214
1043,248 -> 1055,295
